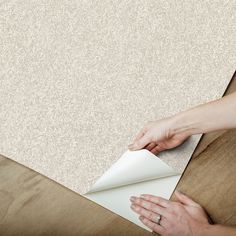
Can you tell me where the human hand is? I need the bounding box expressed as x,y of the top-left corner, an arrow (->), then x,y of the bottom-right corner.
128,117 -> 190,155
130,190 -> 211,236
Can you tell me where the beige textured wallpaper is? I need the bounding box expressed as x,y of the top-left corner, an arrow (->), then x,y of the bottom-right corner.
0,1 -> 235,194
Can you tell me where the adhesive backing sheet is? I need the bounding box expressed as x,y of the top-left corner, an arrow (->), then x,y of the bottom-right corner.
0,0 -> 235,231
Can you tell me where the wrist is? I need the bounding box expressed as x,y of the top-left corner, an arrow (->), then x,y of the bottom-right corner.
169,109 -> 204,137
200,224 -> 236,236
199,223 -> 215,236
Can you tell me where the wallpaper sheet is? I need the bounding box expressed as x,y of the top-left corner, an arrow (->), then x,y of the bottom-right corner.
0,0 -> 235,230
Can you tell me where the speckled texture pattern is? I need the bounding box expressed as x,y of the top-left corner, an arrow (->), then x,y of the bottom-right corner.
0,1 -> 235,194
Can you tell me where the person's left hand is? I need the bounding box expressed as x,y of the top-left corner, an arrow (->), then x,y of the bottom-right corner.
130,190 -> 211,236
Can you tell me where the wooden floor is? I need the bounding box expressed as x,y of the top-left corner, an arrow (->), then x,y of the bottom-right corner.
0,73 -> 235,236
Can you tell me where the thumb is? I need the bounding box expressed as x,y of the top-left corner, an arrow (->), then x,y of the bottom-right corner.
129,134 -> 151,150
174,190 -> 200,207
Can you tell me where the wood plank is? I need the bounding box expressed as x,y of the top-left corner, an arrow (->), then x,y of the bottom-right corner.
174,129 -> 236,226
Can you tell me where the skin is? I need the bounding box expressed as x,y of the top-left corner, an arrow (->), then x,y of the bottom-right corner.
128,92 -> 236,235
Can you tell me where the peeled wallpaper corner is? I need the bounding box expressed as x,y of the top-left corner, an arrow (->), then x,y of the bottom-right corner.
87,149 -> 179,193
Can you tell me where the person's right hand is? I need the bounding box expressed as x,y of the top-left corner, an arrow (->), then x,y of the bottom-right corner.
128,117 -> 190,155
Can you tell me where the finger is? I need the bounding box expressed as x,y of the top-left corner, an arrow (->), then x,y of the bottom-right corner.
134,128 -> 146,142
128,129 -> 145,150
174,190 -> 199,207
144,142 -> 156,151
140,194 -> 171,208
129,134 -> 151,151
130,197 -> 168,217
150,145 -> 165,154
139,216 -> 165,234
133,123 -> 152,142
131,204 -> 162,224
157,216 -> 169,229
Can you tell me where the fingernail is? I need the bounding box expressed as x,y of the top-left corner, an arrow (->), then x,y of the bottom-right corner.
131,205 -> 139,211
128,144 -> 133,149
140,194 -> 146,199
130,196 -> 135,202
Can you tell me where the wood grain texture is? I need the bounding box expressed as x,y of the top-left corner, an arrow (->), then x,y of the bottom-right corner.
0,73 -> 235,236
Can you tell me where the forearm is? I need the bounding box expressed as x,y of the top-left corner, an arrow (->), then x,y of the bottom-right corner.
202,224 -> 236,236
170,92 -> 236,136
